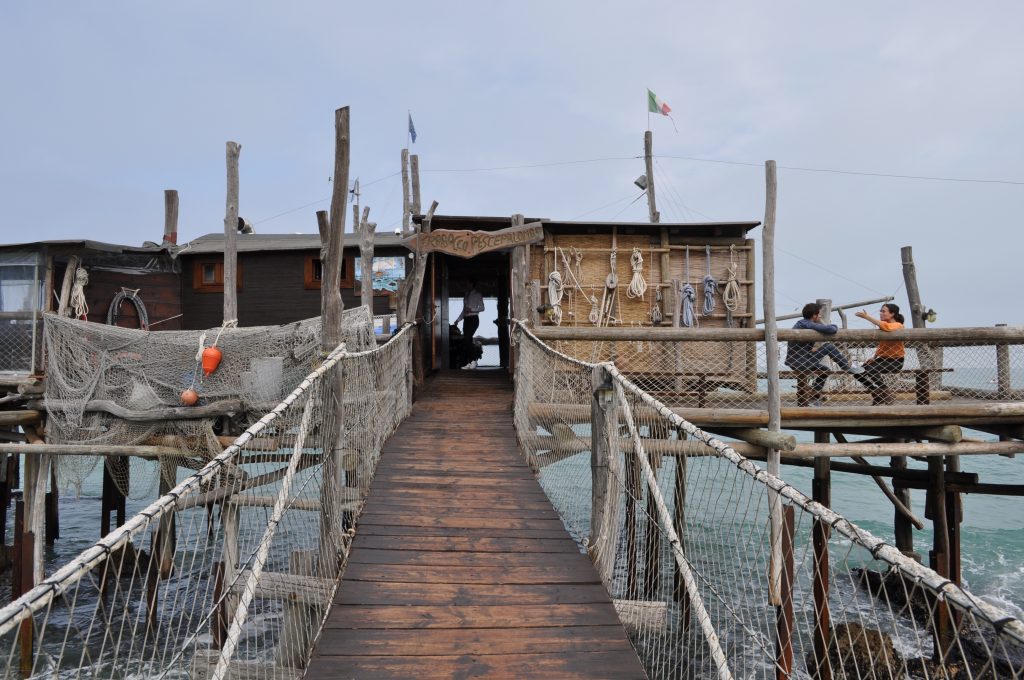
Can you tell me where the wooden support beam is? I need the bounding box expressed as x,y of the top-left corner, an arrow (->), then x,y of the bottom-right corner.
56,255 -> 80,317
358,208 -> 376,317
811,433 -> 831,680
400,149 -> 411,235
643,131 -> 659,223
410,154 -> 421,216
28,399 -> 242,422
703,426 -> 796,452
775,504 -> 795,680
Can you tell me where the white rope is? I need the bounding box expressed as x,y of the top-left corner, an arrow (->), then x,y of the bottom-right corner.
69,268 -> 89,319
702,245 -> 718,316
723,245 -> 741,326
212,395 -> 317,680
548,270 -> 564,325
626,247 -> 647,299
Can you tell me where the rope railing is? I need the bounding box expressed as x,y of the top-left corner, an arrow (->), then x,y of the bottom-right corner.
513,320 -> 1024,679
0,323 -> 415,680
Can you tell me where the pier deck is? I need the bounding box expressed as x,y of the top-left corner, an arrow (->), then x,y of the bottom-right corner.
307,369 -> 647,679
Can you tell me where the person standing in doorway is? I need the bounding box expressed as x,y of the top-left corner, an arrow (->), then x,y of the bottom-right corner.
454,279 -> 484,369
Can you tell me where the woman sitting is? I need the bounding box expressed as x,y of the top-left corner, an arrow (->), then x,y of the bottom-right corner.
854,303 -> 906,405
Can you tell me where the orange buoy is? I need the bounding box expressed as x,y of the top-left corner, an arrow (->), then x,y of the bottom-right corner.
201,346 -> 223,376
180,388 -> 199,406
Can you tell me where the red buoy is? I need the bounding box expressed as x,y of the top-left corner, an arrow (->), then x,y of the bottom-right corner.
201,346 -> 223,376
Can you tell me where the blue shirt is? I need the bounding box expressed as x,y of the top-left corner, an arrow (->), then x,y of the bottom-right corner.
785,317 -> 837,368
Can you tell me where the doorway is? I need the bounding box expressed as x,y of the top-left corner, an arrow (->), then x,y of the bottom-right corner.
440,253 -> 509,370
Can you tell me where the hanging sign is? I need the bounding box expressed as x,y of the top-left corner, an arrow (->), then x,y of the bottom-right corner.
404,221 -> 544,258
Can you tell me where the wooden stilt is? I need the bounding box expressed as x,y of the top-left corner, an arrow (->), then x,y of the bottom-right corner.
775,505 -> 795,680
624,447 -> 639,598
44,466 -> 58,545
891,454 -> 919,561
13,501 -> 34,677
926,455 -> 953,662
0,454 -> 10,548
672,429 -> 690,636
811,435 -> 832,680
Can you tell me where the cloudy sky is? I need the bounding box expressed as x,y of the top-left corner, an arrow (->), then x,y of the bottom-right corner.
3,2 -> 1021,326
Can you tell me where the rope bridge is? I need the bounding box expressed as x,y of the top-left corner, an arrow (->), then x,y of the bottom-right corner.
0,322 -> 413,680
513,322 -> 1024,679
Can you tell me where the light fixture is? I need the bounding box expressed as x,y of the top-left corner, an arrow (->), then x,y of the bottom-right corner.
925,308 -> 938,323
634,175 -> 649,190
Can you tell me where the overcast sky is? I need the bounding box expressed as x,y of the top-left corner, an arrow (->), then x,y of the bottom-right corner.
3,2 -> 1022,327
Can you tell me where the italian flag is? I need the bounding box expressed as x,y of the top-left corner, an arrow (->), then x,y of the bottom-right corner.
647,89 -> 671,116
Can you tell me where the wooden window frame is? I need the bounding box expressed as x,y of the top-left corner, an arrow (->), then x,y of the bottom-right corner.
304,254 -> 354,290
192,259 -> 243,293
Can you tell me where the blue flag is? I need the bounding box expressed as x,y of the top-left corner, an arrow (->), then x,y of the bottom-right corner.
408,113 -> 417,143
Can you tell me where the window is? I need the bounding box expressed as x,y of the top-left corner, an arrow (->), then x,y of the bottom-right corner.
354,255 -> 406,294
304,254 -> 353,290
193,260 -> 242,293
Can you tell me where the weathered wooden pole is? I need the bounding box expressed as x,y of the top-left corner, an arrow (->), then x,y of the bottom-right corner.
223,142 -> 241,323
56,255 -> 81,317
410,154 -> 422,217
891,453 -> 917,559
672,431 -> 690,635
643,131 -> 660,223
589,365 -> 614,564
358,208 -> 375,316
320,106 -> 350,562
400,149 -> 411,235
510,214 -> 529,321
811,432 -> 832,680
926,455 -> 953,661
900,246 -> 926,329
775,505 -> 795,680
762,160 -> 783,605
163,189 -> 179,245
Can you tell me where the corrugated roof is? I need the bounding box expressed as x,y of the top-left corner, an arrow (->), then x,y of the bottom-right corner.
414,215 -> 761,233
179,232 -> 408,255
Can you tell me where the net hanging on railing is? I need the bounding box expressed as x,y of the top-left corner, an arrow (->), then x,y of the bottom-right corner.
43,308 -> 376,500
0,321 -> 413,680
513,322 -> 1024,679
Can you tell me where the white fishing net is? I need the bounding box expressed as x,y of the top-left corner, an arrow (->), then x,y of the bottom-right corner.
43,309 -> 375,499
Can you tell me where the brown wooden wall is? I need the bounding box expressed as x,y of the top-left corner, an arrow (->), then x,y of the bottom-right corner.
180,249 -> 403,330
53,264 -> 182,331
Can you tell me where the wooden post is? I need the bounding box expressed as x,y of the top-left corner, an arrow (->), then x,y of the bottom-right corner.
672,432 -> 689,637
410,154 -> 422,216
13,500 -> 34,678
497,271 -> 510,368
0,454 -> 10,548
945,456 -> 962,588
926,455 -> 953,661
163,189 -> 179,245
762,160 -> 783,605
57,255 -> 81,317
223,141 -> 241,324
775,505 -> 795,680
996,324 -> 1011,400
891,454 -> 918,561
529,279 -> 541,327
900,246 -> 926,329
358,208 -> 376,317
511,215 -> 529,321
319,106 -> 350,564
643,131 -> 660,223
589,366 -> 614,561
811,434 -> 832,680
400,149 -> 411,235
44,466 -> 58,545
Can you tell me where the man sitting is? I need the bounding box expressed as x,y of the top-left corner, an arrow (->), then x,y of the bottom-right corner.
785,302 -> 863,405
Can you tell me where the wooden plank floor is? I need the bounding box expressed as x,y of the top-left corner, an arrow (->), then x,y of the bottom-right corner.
307,369 -> 647,680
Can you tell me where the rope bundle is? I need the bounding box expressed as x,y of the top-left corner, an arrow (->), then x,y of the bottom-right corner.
106,287 -> 149,329
723,245 -> 741,327
702,245 -> 717,316
70,268 -> 89,320
626,248 -> 647,299
547,270 -> 564,325
681,247 -> 698,327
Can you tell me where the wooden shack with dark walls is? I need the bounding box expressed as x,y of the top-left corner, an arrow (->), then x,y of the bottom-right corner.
0,240 -> 178,377
177,233 -> 409,330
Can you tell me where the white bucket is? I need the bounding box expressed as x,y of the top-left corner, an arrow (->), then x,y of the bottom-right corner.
249,357 -> 284,402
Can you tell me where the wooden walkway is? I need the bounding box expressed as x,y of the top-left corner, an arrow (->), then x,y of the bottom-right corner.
307,370 -> 647,679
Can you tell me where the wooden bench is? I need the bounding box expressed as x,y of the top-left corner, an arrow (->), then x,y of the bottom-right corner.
779,368 -> 953,406
626,371 -> 736,408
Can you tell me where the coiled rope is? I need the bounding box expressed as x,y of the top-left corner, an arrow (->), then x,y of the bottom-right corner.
681,246 -> 697,328
702,244 -> 718,316
547,270 -> 564,325
69,268 -> 89,320
722,244 -> 741,327
626,247 -> 647,299
105,287 -> 149,329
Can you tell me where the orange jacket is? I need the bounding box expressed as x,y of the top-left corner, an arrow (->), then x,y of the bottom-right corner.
874,321 -> 904,358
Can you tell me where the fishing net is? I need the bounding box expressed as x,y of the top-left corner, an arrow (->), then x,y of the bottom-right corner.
43,308 -> 375,499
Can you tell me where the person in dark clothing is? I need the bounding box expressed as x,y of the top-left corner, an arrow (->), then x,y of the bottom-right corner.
785,302 -> 864,404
